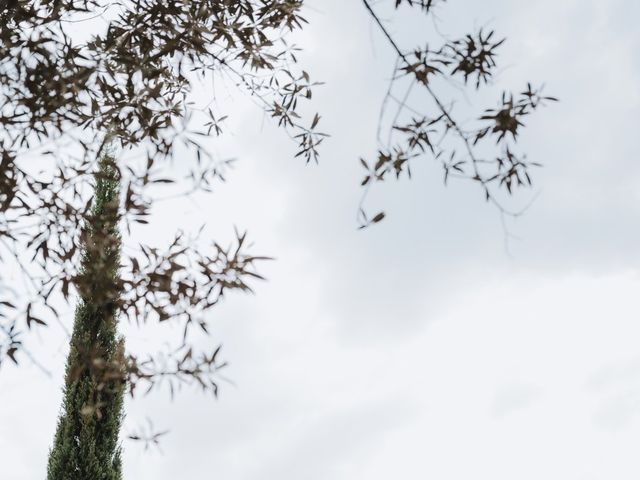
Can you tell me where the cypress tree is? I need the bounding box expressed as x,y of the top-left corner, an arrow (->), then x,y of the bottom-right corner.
47,152 -> 126,480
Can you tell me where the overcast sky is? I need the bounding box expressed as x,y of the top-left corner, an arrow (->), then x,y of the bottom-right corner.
2,1 -> 640,479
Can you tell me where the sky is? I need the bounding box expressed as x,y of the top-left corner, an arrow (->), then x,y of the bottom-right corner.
2,0 -> 640,478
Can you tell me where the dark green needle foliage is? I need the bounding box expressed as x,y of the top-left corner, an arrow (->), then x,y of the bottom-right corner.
47,152 -> 126,480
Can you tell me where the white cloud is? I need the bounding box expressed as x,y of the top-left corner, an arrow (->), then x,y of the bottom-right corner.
2,1 -> 640,478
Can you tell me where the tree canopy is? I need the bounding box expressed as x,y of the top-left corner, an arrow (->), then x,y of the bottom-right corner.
0,0 -> 555,421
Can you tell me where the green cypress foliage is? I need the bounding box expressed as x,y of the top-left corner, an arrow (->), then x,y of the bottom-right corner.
47,152 -> 126,480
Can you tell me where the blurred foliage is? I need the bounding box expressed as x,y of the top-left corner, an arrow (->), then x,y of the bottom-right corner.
0,0 -> 554,447
358,0 -> 556,228
0,1 -> 316,389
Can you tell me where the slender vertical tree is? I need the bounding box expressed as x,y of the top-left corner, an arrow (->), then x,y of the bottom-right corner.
47,151 -> 125,480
